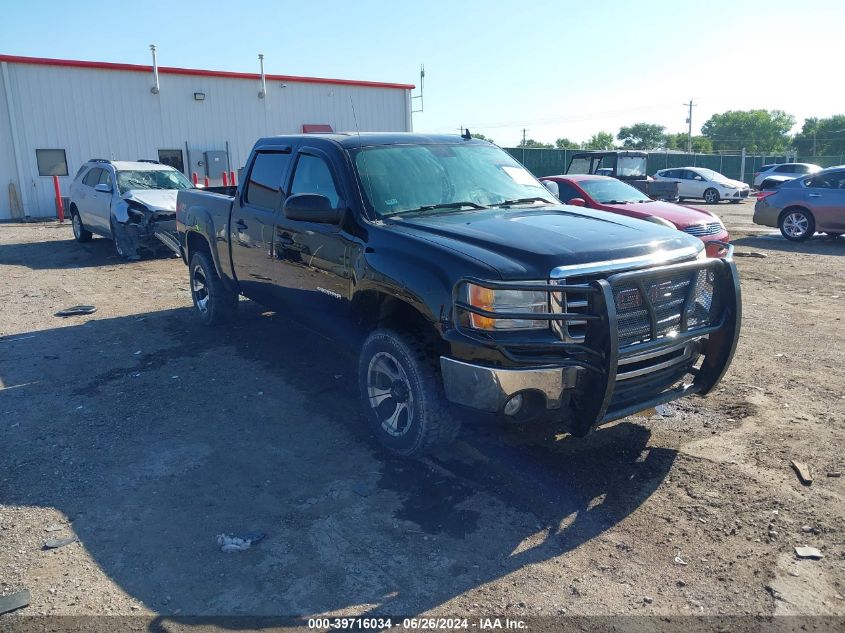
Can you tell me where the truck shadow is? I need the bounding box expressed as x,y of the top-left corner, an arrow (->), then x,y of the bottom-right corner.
0,235 -> 175,270
0,302 -> 674,623
732,234 -> 845,256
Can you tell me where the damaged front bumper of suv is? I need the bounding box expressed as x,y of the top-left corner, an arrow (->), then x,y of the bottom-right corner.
440,243 -> 741,435
112,196 -> 178,258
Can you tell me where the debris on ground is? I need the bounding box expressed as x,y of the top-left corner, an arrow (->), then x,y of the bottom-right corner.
734,251 -> 769,258
827,471 -> 842,478
54,305 -> 97,317
0,589 -> 30,615
674,553 -> 688,566
643,596 -> 654,604
794,546 -> 823,560
44,524 -> 64,532
791,460 -> 813,485
216,532 -> 266,553
654,404 -> 675,417
44,537 -> 77,549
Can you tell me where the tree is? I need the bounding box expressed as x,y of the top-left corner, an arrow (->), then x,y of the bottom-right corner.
516,138 -> 554,149
471,132 -> 495,144
792,115 -> 845,156
617,123 -> 666,149
665,132 -> 713,153
584,132 -> 615,150
555,137 -> 579,149
701,109 -> 795,153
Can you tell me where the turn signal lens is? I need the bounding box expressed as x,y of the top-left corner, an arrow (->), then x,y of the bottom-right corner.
468,284 -> 496,329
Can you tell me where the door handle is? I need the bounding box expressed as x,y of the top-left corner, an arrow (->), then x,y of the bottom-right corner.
278,234 -> 294,246
808,193 -> 821,198
236,219 -> 248,230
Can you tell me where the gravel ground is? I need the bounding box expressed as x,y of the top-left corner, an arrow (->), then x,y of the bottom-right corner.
1,200 -> 844,625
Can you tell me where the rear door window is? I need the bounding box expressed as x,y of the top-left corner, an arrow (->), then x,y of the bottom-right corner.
775,164 -> 796,173
245,152 -> 292,210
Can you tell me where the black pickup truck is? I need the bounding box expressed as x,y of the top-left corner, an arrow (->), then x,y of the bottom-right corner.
176,133 -> 741,457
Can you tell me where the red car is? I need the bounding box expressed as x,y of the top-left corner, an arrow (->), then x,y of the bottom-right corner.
540,174 -> 730,257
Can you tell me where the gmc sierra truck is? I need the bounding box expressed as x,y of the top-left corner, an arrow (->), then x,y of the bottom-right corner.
176,133 -> 741,457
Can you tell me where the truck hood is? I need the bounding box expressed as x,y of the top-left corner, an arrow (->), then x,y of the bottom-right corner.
386,205 -> 703,278
122,189 -> 178,212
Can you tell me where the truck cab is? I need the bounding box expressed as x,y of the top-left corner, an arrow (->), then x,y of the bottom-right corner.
177,133 -> 740,457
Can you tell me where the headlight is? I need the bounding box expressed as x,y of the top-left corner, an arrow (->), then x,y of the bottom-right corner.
464,283 -> 548,330
644,215 -> 677,229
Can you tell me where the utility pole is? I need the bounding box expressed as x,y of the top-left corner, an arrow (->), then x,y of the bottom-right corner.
683,99 -> 696,153
522,128 -> 528,146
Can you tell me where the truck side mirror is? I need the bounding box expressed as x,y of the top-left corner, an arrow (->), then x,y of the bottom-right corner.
567,197 -> 586,207
283,193 -> 344,223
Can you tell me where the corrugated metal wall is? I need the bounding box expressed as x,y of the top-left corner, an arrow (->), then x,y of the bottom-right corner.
0,62 -> 411,219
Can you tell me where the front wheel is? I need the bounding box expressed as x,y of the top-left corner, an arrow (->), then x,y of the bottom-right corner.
703,188 -> 721,204
71,208 -> 92,242
189,250 -> 238,325
358,329 -> 460,457
779,208 -> 815,242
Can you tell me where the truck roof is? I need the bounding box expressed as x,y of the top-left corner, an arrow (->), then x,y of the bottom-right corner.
255,132 -> 488,150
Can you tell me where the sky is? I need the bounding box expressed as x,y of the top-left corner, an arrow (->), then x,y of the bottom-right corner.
2,0 -> 842,148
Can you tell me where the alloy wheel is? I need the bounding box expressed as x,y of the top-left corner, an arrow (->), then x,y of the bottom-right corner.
366,351 -> 414,437
191,263 -> 210,314
782,212 -> 809,238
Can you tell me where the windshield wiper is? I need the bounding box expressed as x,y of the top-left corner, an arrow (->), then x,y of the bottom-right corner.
403,201 -> 488,214
493,197 -> 553,207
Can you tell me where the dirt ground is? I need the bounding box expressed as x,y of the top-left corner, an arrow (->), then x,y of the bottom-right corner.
1,199 -> 844,626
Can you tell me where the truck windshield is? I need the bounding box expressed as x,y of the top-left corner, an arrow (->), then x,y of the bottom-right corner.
117,169 -> 193,193
353,144 -> 553,217
580,179 -> 651,204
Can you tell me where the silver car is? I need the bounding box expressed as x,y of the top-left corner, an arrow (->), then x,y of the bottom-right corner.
752,162 -> 821,188
68,160 -> 193,259
753,166 -> 845,241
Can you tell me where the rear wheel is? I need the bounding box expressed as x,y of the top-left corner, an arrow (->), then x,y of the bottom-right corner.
189,250 -> 238,325
70,207 -> 92,242
358,329 -> 460,457
703,188 -> 720,204
779,208 -> 815,241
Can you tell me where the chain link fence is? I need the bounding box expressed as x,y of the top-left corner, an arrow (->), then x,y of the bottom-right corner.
504,148 -> 845,185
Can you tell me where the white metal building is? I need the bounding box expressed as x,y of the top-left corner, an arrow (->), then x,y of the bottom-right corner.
0,53 -> 414,220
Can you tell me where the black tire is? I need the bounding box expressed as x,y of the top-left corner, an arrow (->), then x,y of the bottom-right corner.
730,199 -> 741,204
358,329 -> 460,457
703,188 -> 720,204
70,206 -> 92,242
779,208 -> 815,242
188,249 -> 238,325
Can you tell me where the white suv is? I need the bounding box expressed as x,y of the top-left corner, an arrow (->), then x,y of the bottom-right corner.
68,160 -> 193,259
752,162 -> 821,188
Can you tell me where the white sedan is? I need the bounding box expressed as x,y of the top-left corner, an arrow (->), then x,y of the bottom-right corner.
653,167 -> 751,204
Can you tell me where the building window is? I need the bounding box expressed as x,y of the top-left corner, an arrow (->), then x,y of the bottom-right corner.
158,149 -> 185,173
36,149 -> 68,176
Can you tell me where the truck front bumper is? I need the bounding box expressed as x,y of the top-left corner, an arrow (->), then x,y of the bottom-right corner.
442,244 -> 741,434
439,357 -> 580,413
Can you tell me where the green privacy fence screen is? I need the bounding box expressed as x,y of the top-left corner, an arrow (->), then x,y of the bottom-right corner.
504,148 -> 845,185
